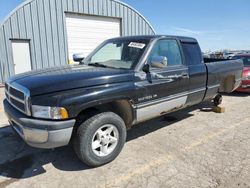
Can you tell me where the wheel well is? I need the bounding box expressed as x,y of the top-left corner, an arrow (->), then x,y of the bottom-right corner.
219,75 -> 236,93
75,100 -> 135,129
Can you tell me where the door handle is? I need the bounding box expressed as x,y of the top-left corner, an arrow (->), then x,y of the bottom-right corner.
181,73 -> 189,79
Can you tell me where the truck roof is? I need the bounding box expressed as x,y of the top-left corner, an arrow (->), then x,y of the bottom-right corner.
109,35 -> 198,43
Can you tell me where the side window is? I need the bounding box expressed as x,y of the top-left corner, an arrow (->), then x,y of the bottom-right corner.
181,43 -> 202,65
148,39 -> 182,67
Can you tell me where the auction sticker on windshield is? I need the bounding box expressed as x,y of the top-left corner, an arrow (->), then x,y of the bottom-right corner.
128,42 -> 146,49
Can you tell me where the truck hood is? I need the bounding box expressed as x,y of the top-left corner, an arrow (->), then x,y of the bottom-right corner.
8,65 -> 135,96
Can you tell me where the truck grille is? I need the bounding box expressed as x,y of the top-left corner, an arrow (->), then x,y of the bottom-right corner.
5,82 -> 31,116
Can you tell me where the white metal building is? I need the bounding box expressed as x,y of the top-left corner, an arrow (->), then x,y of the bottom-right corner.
0,0 -> 155,82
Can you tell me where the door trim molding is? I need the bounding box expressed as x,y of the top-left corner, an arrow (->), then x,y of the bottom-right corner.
135,96 -> 187,123
135,87 -> 206,109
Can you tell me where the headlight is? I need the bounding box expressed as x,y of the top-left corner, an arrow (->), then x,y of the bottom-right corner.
32,105 -> 69,120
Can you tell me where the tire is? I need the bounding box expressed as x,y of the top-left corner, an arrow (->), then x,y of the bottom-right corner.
74,112 -> 127,167
213,94 -> 222,106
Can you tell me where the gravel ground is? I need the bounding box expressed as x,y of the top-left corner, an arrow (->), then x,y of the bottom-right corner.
0,87 -> 249,188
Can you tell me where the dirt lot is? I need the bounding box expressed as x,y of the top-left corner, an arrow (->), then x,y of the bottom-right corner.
0,87 -> 250,188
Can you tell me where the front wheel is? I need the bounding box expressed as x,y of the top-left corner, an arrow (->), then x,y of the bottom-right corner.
74,112 -> 127,167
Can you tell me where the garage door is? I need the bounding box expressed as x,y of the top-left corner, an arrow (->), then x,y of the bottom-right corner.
66,14 -> 121,62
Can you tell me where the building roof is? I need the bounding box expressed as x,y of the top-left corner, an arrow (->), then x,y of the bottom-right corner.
0,0 -> 156,34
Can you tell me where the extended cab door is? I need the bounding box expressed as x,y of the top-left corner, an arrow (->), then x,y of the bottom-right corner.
181,42 -> 207,106
135,38 -> 190,123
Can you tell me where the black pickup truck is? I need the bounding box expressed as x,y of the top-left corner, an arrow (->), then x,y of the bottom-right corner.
4,35 -> 243,167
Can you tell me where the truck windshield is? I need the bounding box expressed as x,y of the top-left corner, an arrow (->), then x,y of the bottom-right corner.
84,39 -> 150,69
233,56 -> 250,67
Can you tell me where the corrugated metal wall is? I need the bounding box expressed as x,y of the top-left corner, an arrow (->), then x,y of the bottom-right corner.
0,0 -> 155,83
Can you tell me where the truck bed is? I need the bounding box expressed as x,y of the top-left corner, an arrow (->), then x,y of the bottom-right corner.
204,58 -> 243,100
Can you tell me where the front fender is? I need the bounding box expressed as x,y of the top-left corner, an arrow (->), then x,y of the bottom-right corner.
58,83 -> 137,118
70,96 -> 134,117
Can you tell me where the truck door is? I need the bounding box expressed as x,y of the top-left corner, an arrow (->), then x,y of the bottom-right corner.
135,39 -> 189,123
181,42 -> 207,106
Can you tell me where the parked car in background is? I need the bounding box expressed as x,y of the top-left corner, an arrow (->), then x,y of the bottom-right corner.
232,54 -> 250,92
223,52 -> 235,59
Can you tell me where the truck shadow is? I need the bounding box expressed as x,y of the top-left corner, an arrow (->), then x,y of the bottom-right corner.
0,101 -> 212,182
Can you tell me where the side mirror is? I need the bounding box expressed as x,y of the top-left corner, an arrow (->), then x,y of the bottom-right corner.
73,53 -> 85,63
149,56 -> 168,69
142,64 -> 150,73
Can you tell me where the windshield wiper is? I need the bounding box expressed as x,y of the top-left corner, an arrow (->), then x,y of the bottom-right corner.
88,63 -> 109,68
88,62 -> 121,69
88,62 -> 128,70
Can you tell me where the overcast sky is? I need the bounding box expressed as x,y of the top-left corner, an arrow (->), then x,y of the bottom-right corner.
1,0 -> 250,51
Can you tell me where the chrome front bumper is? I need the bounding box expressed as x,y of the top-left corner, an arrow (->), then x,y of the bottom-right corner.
4,99 -> 75,149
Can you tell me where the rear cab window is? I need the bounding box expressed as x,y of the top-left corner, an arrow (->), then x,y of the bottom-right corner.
181,42 -> 202,66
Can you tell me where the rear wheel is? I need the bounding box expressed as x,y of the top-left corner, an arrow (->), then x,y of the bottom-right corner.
213,94 -> 222,106
74,112 -> 127,167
